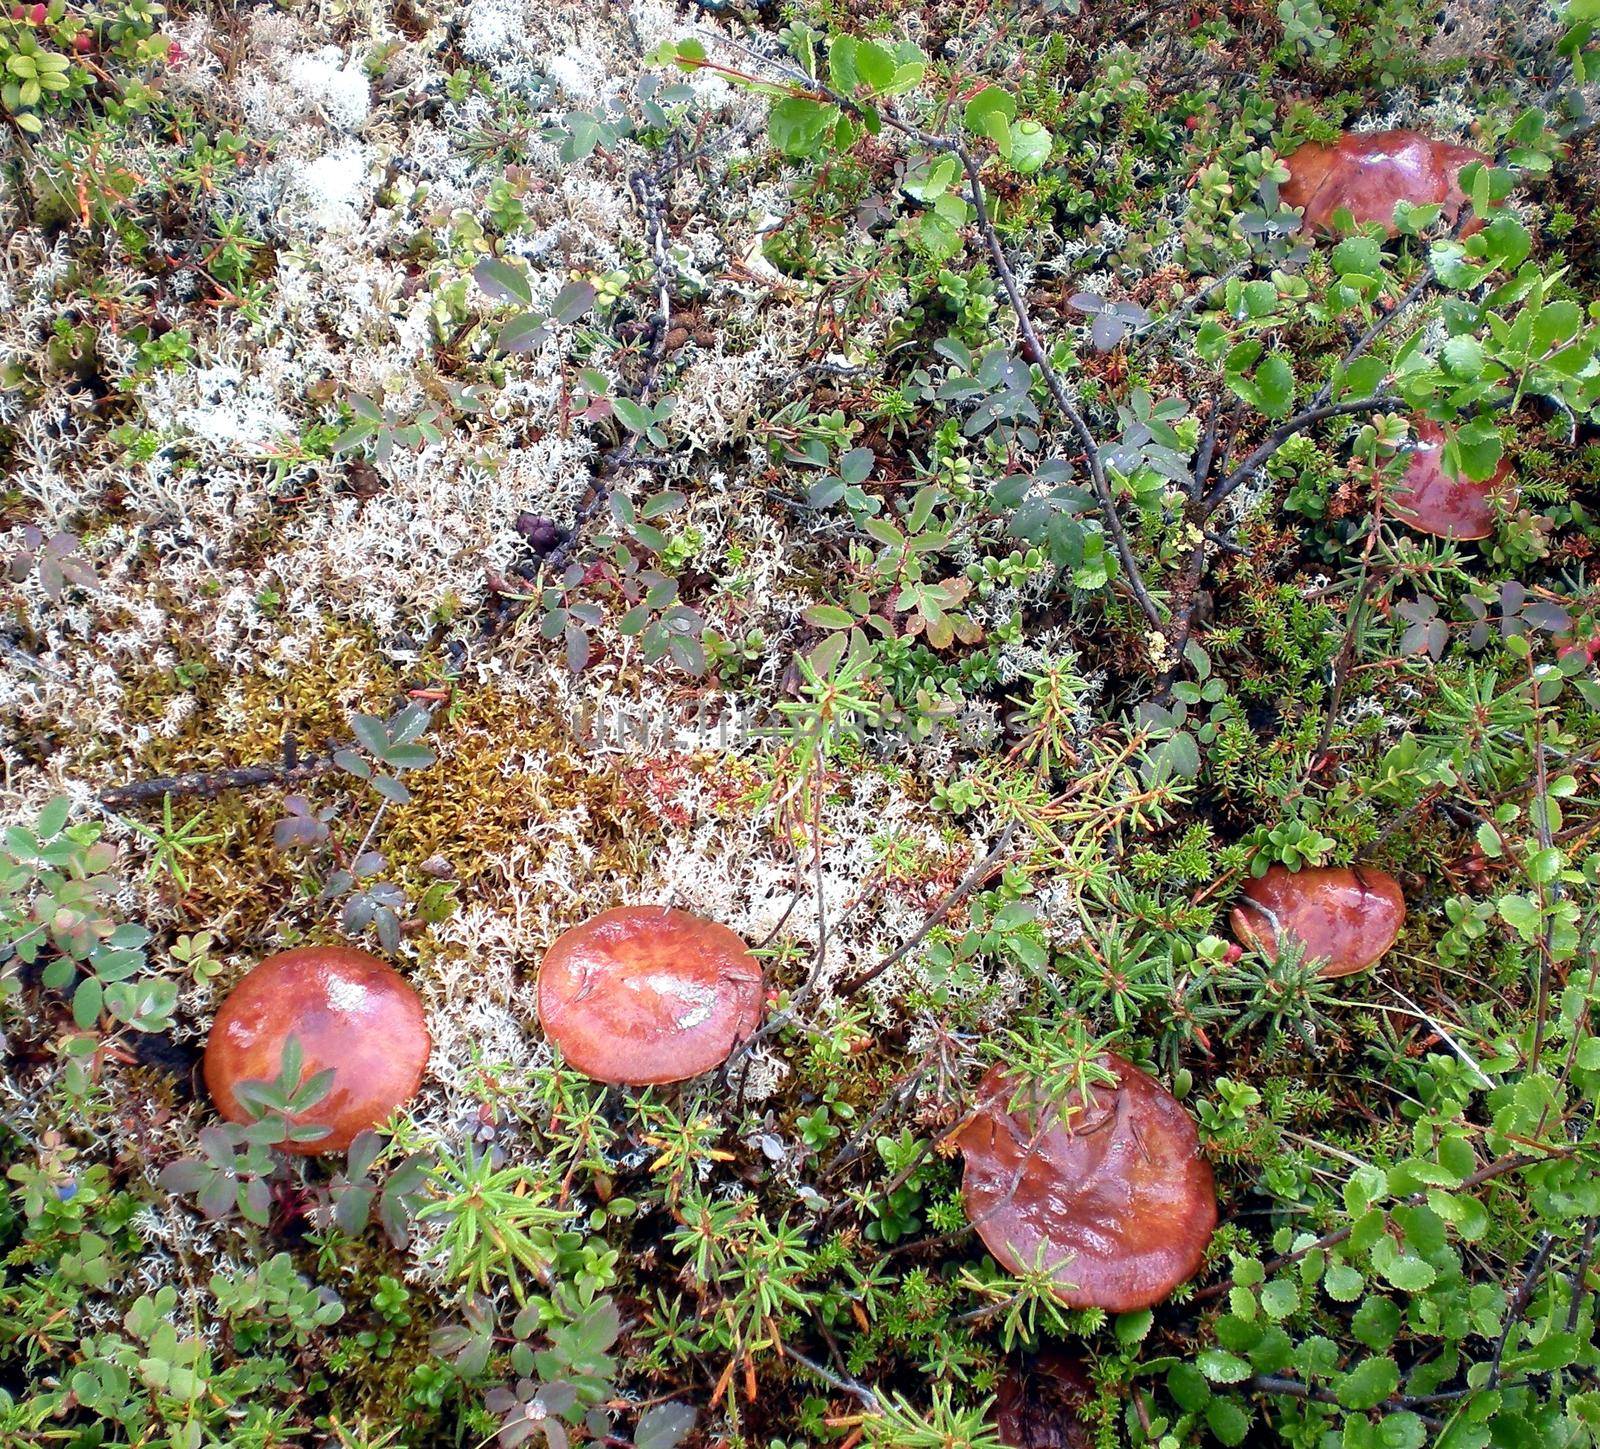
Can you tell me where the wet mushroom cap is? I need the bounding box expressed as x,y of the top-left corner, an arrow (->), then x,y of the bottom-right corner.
1282,130 -> 1489,238
957,1054 -> 1217,1313
1390,418 -> 1517,540
203,945 -> 430,1155
1231,864 -> 1406,979
536,906 -> 763,1085
996,1351 -> 1095,1449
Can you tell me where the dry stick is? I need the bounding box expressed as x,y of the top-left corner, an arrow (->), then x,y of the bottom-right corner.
1156,527 -> 1210,700
820,1058 -> 935,1178
1192,389 -> 1226,502
1202,396 -> 1399,512
755,826 -> 806,949
1310,266 -> 1438,411
1527,671 -> 1563,1073
1565,1218 -> 1599,1335
819,1133 -> 939,1232
1552,940 -> 1600,1114
1138,259 -> 1255,358
723,49 -> 1167,634
684,47 -> 1166,628
725,817 -> 1017,1085
537,153 -> 678,580
1155,389 -> 1230,686
1160,388 -> 1394,700
1249,1376 -> 1443,1428
1488,1232 -> 1556,1386
778,1342 -> 881,1411
723,758 -> 832,1086
99,755 -> 340,808
1152,391 -> 1232,698
834,818 -> 1020,997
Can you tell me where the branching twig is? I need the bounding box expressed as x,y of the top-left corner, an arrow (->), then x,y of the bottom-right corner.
686,48 -> 1167,631
1202,396 -> 1398,511
1249,1376 -> 1442,1428
1141,259 -> 1254,357
941,137 -> 1164,630
537,145 -> 681,580
1312,474 -> 1387,758
1311,268 -> 1437,411
778,1342 -> 881,1410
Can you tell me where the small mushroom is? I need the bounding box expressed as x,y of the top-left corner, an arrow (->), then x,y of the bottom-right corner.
957,1054 -> 1216,1313
1389,418 -> 1517,540
1231,864 -> 1406,979
996,1351 -> 1094,1449
1282,130 -> 1490,238
204,945 -> 430,1154
536,906 -> 763,1085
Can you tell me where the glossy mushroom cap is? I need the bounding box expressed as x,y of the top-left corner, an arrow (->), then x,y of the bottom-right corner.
536,906 -> 763,1085
1390,418 -> 1517,540
996,1351 -> 1094,1449
204,945 -> 430,1155
957,1055 -> 1217,1313
1231,864 -> 1406,979
1282,130 -> 1489,238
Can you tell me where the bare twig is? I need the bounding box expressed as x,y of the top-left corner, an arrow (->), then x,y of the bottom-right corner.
1203,396 -> 1398,511
1566,1218 -> 1599,1334
1311,267 -> 1437,411
1488,1232 -> 1556,1385
835,819 -> 1020,996
99,756 -> 340,808
1140,259 -> 1254,357
537,149 -> 680,580
1528,667 -> 1562,1072
1249,1376 -> 1442,1428
684,47 -> 1166,631
778,1342 -> 881,1410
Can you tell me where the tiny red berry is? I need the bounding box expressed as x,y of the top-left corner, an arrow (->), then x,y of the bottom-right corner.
28,4 -> 45,23
72,30 -> 92,51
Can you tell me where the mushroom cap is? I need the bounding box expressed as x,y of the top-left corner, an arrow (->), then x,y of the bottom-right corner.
1231,864 -> 1406,978
536,906 -> 763,1085
1390,418 -> 1517,540
996,1351 -> 1094,1449
204,945 -> 430,1155
957,1054 -> 1217,1313
1282,130 -> 1489,238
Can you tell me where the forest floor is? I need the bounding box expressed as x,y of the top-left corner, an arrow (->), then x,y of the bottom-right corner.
3,2 -> 1600,1447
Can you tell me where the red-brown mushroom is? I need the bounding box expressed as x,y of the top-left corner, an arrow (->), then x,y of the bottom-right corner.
1231,864 -> 1406,979
996,1351 -> 1095,1449
957,1055 -> 1217,1313
1282,130 -> 1490,238
1389,418 -> 1517,540
204,945 -> 430,1154
536,906 -> 763,1085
